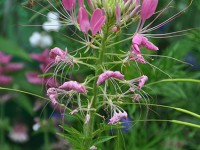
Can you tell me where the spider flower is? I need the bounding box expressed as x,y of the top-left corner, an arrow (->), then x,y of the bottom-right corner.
59,81 -> 87,94
109,109 -> 128,124
97,70 -> 124,85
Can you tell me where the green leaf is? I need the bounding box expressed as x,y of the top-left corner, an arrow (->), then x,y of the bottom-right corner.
57,133 -> 82,149
93,123 -> 123,137
0,37 -> 30,61
15,93 -> 34,115
93,136 -> 116,146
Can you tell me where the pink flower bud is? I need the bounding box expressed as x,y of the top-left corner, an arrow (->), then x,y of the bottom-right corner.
59,81 -> 87,94
132,94 -> 142,102
70,109 -> 79,115
138,75 -> 148,89
141,36 -> 159,50
87,0 -> 94,10
116,3 -> 121,26
141,0 -> 158,21
49,47 -> 66,59
47,88 -> 58,105
90,8 -> 106,35
130,53 -> 146,64
84,114 -> 90,124
78,7 -> 90,33
97,71 -> 124,85
62,0 -> 76,11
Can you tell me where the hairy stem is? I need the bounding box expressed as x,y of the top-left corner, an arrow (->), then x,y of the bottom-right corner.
83,27 -> 109,149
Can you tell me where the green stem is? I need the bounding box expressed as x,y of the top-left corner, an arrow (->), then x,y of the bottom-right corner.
44,110 -> 50,150
0,102 -> 5,146
83,27 -> 109,149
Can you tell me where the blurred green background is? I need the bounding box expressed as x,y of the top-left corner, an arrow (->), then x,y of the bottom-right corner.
0,0 -> 200,150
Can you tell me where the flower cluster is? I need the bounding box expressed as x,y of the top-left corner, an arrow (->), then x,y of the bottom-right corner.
41,0 -> 161,126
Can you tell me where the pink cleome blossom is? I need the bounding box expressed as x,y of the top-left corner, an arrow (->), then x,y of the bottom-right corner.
59,81 -> 87,94
108,110 -> 128,124
97,70 -> 124,85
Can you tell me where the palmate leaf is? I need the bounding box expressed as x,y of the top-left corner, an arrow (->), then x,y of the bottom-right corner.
0,37 -> 30,61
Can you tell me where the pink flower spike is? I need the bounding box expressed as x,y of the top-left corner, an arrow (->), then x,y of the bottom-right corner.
116,3 -> 121,26
78,7 -> 90,33
138,75 -> 148,89
59,81 -> 87,94
62,0 -> 76,11
141,0 -> 158,21
90,9 -> 106,35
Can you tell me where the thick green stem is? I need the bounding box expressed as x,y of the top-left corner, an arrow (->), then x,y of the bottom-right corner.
83,28 -> 109,149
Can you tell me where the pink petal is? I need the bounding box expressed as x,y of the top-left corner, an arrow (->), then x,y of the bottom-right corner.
0,74 -> 13,85
26,72 -> 43,85
78,7 -> 90,33
62,0 -> 76,11
49,47 -> 66,59
142,36 -> 159,50
141,0 -> 158,21
78,0 -> 84,8
132,33 -> 143,45
59,81 -> 87,94
116,3 -> 121,26
90,9 -> 103,30
0,52 -> 12,64
91,16 -> 106,36
4,63 -> 24,72
31,49 -> 49,63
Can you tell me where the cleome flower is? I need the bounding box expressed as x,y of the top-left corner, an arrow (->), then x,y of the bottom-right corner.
126,75 -> 148,90
109,107 -> 128,124
49,47 -> 73,66
59,81 -> 87,94
97,70 -> 124,85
